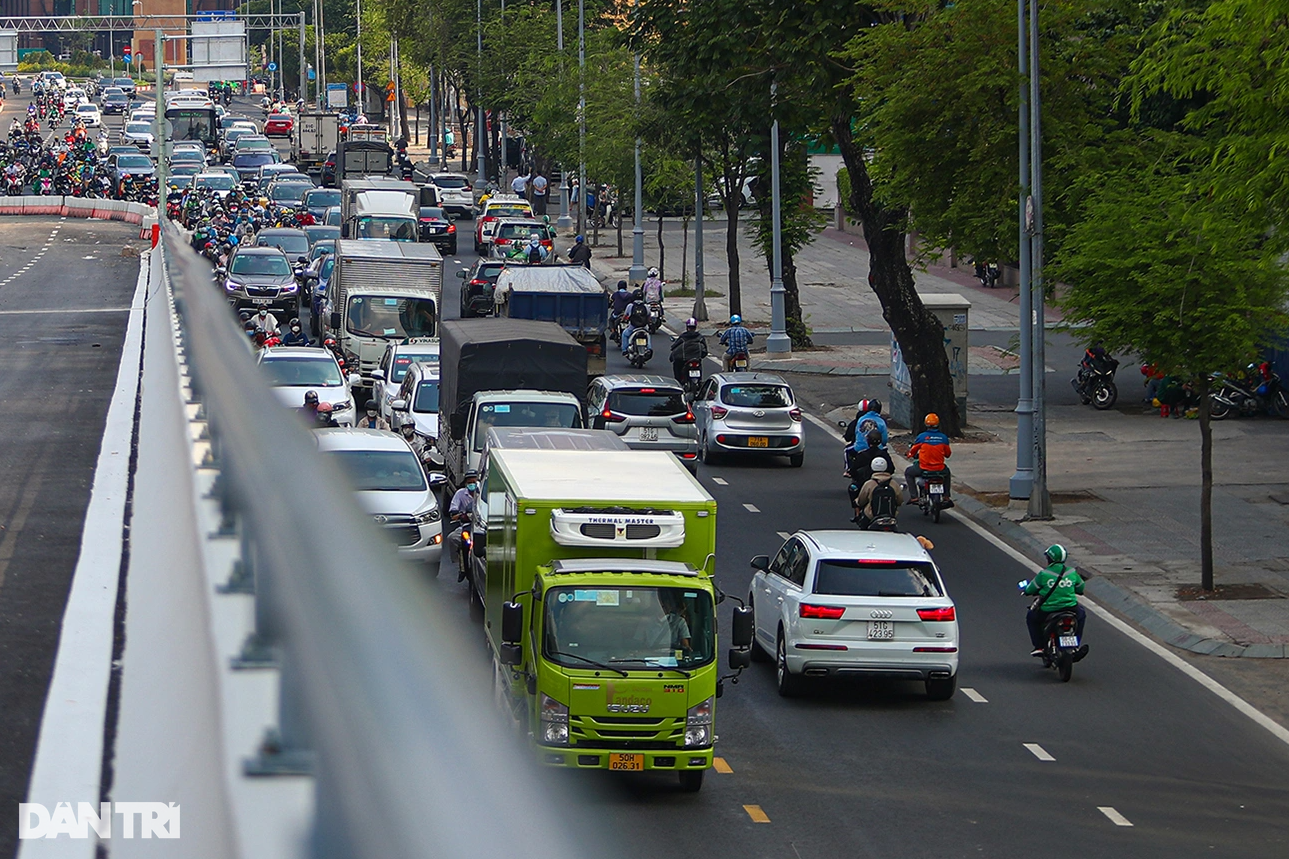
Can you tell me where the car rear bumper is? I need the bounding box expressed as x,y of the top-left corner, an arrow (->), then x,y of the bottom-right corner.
710,431 -> 804,455
787,650 -> 958,680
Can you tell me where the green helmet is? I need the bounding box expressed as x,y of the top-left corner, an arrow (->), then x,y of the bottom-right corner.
1044,544 -> 1068,565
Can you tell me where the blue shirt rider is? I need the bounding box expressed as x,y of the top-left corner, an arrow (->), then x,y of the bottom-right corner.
849,398 -> 888,450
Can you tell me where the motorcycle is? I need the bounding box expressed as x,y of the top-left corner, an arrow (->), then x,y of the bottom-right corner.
646,301 -> 664,334
682,358 -> 704,400
1020,582 -> 1086,682
626,328 -> 653,368
1072,354 -> 1119,410
912,471 -> 952,523
1210,364 -> 1289,420
608,311 -> 625,346
728,350 -> 750,372
4,172 -> 23,196
974,261 -> 1000,289
38,175 -> 52,195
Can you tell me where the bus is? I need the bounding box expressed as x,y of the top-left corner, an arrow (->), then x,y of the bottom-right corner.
165,105 -> 219,156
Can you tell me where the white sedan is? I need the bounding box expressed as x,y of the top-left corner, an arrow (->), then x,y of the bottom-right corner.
749,530 -> 959,700
74,103 -> 102,127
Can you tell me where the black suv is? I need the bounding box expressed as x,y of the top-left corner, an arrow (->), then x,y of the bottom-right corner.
457,259 -> 506,318
222,246 -> 300,319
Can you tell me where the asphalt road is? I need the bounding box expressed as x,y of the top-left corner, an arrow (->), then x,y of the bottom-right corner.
0,217 -> 143,859
432,272 -> 1289,857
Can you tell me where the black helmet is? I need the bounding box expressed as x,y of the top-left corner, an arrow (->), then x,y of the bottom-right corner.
617,280 -> 628,291
865,428 -> 883,447
304,390 -> 319,405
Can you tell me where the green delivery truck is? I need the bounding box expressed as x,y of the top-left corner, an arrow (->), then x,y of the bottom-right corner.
475,447 -> 751,791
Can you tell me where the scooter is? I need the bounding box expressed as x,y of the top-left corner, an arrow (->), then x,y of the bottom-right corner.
608,311 -> 625,345
646,301 -> 664,333
912,471 -> 952,523
625,328 -> 653,368
38,175 -> 52,195
728,350 -> 750,372
1020,582 -> 1087,683
682,358 -> 703,400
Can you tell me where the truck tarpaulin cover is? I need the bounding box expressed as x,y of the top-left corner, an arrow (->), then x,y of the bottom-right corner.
440,319 -> 588,436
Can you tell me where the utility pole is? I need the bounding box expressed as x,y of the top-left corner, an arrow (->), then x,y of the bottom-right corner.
765,80 -> 790,354
628,0 -> 645,287
1010,0 -> 1034,501
356,0 -> 363,117
555,0 -> 572,230
1027,0 -> 1052,519
693,155 -> 707,322
152,29 -> 166,190
298,13 -> 306,107
475,0 -> 485,184
499,0 -> 507,182
576,0 -> 585,236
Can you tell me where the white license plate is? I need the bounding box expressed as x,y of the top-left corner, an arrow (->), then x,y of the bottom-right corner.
1058,635 -> 1079,648
688,370 -> 701,378
868,621 -> 894,640
929,484 -> 945,494
638,426 -> 658,441
252,298 -> 272,305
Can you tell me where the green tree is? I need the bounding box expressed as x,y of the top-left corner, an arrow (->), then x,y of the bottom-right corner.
1052,167 -> 1289,590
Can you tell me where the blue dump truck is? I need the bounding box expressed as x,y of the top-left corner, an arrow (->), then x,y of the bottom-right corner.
494,264 -> 609,376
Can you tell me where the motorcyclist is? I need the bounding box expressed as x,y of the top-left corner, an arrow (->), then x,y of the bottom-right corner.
567,234 -> 592,268
718,314 -> 754,371
252,307 -> 279,334
844,398 -> 887,447
524,231 -> 548,264
281,319 -> 310,346
1021,544 -> 1088,659
313,401 -> 339,427
853,456 -> 903,529
356,401 -> 390,430
609,280 -> 632,334
642,267 -> 664,305
298,390 -> 321,422
621,289 -> 651,357
904,412 -> 952,504
446,470 -> 480,581
845,428 -> 889,517
669,317 -> 708,384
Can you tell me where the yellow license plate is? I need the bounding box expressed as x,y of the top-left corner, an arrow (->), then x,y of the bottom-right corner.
608,753 -> 644,771
748,437 -> 769,448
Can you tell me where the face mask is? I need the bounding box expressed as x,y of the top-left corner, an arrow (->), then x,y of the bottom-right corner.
401,428 -> 414,436
466,483 -> 478,492
291,326 -> 300,333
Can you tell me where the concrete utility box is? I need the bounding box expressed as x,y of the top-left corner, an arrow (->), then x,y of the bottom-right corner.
890,292 -> 970,428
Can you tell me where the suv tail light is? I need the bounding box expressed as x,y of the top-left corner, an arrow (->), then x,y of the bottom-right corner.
600,408 -> 626,423
916,607 -> 956,622
800,604 -> 845,620
672,410 -> 695,424
710,405 -> 728,419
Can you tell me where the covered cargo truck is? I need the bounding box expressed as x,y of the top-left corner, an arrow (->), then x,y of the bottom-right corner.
494,264 -> 609,375
474,448 -> 750,791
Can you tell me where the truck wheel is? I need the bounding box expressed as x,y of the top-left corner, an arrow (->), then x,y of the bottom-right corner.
678,770 -> 704,792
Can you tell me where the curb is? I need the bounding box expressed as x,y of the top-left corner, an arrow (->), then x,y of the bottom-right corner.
949,492 -> 1285,659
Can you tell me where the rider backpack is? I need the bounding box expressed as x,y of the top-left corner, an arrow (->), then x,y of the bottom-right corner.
527,245 -> 543,263
630,302 -> 649,328
868,481 -> 898,521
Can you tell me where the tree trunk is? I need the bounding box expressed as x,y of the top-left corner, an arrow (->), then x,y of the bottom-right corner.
1199,375 -> 1214,591
781,250 -> 811,348
657,213 -> 665,279
724,194 -> 741,317
832,114 -> 961,436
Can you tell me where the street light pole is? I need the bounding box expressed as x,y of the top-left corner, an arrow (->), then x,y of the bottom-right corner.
475,0 -> 485,184
765,80 -> 790,354
1010,0 -> 1034,501
693,155 -> 707,322
555,0 -> 572,230
628,0 -> 645,287
576,0 -> 585,237
1027,0 -> 1052,519
355,0 -> 363,116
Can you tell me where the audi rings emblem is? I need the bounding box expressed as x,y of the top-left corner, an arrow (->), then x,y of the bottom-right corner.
373,515 -> 388,524
870,609 -> 893,619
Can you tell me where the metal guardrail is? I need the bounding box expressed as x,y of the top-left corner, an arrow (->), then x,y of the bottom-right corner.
159,223 -> 597,858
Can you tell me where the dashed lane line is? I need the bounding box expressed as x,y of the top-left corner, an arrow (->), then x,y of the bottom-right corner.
713,757 -> 733,774
960,687 -> 988,703
776,531 -> 791,540
711,477 -> 728,485
743,805 -> 770,823
1098,807 -> 1134,827
743,503 -> 760,513
1024,743 -> 1055,761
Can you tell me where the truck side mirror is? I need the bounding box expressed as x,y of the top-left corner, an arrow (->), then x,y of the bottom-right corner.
500,643 -> 522,666
501,601 -> 523,646
749,554 -> 770,572
340,223 -> 350,238
731,605 -> 753,649
329,311 -> 341,330
729,648 -> 752,670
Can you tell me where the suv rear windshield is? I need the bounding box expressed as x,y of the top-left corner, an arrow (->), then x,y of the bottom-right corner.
433,175 -> 469,189
608,388 -> 687,417
811,560 -> 943,598
721,384 -> 792,408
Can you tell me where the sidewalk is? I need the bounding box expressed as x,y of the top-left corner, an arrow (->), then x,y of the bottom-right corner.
587,213 -> 1289,659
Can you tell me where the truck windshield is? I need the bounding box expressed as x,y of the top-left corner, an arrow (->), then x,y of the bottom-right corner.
355,216 -> 418,241
543,586 -> 714,670
326,449 -> 427,491
346,296 -> 436,339
472,402 -> 583,451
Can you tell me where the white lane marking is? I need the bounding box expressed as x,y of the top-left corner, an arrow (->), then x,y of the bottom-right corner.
961,687 -> 988,703
1024,743 -> 1055,761
777,531 -> 791,540
712,477 -> 728,485
743,503 -> 760,513
953,510 -> 1289,749
1098,807 -> 1133,827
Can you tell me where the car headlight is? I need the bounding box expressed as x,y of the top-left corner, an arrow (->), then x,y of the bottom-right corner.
684,696 -> 713,748
412,506 -> 440,524
282,282 -> 298,294
540,694 -> 569,745
225,280 -> 241,292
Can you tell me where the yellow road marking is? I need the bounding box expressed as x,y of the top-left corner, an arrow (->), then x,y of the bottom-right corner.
713,757 -> 733,774
743,804 -> 770,823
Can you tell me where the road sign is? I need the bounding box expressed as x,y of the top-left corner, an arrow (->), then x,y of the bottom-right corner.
307,66 -> 315,81
326,82 -> 348,109
267,62 -> 277,72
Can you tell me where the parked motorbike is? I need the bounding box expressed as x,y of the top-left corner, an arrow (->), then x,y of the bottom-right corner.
646,301 -> 664,334
1072,355 -> 1119,410
626,328 -> 653,368
912,471 -> 952,523
974,261 -> 1000,289
682,358 -> 704,400
1210,364 -> 1289,420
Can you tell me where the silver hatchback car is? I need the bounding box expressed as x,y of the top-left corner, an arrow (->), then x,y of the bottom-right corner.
692,372 -> 805,467
586,374 -> 699,472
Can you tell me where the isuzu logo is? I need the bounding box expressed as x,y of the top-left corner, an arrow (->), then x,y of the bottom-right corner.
870,609 -> 893,619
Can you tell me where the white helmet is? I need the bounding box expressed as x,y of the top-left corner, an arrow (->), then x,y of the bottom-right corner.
870,457 -> 889,473
648,267 -> 659,278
